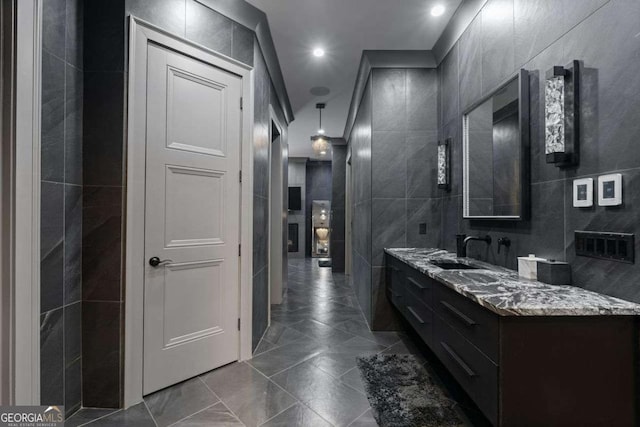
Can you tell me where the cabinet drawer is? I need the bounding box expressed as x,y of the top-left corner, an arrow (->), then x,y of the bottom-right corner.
387,257 -> 406,297
434,317 -> 498,426
405,268 -> 434,308
404,299 -> 434,347
435,285 -> 500,362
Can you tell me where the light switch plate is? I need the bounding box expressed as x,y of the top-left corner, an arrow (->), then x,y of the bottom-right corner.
573,178 -> 593,207
598,173 -> 622,206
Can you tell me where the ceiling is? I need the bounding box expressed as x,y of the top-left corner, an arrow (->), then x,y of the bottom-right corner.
246,0 -> 462,159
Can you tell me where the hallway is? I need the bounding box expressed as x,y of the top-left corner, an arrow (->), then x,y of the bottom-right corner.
65,259 -> 423,427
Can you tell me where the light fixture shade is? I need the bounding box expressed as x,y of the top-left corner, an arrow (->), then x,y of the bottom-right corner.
545,61 -> 579,167
437,139 -> 451,191
545,75 -> 565,154
311,135 -> 330,156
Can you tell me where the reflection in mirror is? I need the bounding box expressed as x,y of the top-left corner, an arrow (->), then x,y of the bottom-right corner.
463,71 -> 529,219
311,200 -> 331,257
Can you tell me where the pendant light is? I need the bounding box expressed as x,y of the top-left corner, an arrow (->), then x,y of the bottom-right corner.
311,103 -> 329,156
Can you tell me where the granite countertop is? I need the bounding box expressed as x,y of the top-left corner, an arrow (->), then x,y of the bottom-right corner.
385,248 -> 640,316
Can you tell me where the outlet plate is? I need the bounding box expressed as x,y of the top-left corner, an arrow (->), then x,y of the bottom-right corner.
575,231 -> 634,264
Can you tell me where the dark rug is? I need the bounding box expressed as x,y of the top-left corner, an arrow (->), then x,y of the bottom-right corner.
318,259 -> 332,267
357,354 -> 464,427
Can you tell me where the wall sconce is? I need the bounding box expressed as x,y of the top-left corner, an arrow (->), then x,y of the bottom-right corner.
545,60 -> 579,167
437,138 -> 451,191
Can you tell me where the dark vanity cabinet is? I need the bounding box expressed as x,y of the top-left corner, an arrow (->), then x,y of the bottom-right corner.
386,255 -> 637,426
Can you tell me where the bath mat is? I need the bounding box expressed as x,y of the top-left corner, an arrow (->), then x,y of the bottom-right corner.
318,259 -> 332,267
356,354 -> 464,427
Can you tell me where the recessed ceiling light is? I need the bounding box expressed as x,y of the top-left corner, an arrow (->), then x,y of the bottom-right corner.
313,48 -> 325,57
318,128 -> 325,135
320,151 -> 326,155
430,4 -> 445,16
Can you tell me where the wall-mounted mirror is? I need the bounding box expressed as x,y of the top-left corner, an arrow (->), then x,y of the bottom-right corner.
463,70 -> 529,220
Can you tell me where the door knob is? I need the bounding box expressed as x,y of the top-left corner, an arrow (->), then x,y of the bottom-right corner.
149,257 -> 173,267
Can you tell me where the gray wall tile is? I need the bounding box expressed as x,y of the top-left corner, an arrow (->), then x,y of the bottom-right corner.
65,0 -> 83,68
407,199 -> 442,248
407,132 -> 438,199
481,0 -> 515,93
371,199 -> 406,267
440,46 -> 459,126
513,0 -> 563,68
372,69 -> 406,131
41,52 -> 65,183
232,22 -> 254,66
43,0 -> 66,59
41,308 -> 64,406
84,0 -> 125,72
83,71 -> 124,186
65,358 -> 82,415
65,65 -> 83,185
371,132 -> 406,198
126,0 -> 186,37
406,69 -> 438,131
458,14 -> 482,111
82,302 -> 121,408
82,186 -> 122,302
65,185 -> 82,304
252,267 -> 269,350
41,182 -> 64,313
185,0 -> 232,56
65,302 -> 82,362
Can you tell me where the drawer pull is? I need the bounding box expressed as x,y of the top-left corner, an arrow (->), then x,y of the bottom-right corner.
440,301 -> 476,327
407,277 -> 426,290
407,306 -> 425,324
440,342 -> 476,377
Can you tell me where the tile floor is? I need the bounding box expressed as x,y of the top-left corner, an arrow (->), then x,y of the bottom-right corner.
65,259 -> 428,427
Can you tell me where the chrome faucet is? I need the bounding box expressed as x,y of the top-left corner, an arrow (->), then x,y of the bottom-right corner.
456,234 -> 492,257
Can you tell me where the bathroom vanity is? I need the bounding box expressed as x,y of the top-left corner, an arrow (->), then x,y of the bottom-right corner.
386,248 -> 640,426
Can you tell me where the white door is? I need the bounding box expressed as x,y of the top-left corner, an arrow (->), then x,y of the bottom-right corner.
143,44 -> 242,394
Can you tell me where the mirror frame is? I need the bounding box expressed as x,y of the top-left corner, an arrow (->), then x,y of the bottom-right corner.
462,69 -> 530,220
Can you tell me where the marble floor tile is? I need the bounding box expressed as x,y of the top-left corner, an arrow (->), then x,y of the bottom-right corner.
307,337 -> 387,379
334,318 -> 403,346
271,361 -> 371,427
86,403 -> 156,427
253,339 -> 279,356
144,378 -> 219,427
261,322 -> 308,346
172,402 -> 244,427
247,337 -> 326,377
347,409 -> 379,427
260,403 -> 332,427
202,362 -> 297,427
339,367 -> 367,395
63,408 -> 118,427
287,318 -> 356,346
